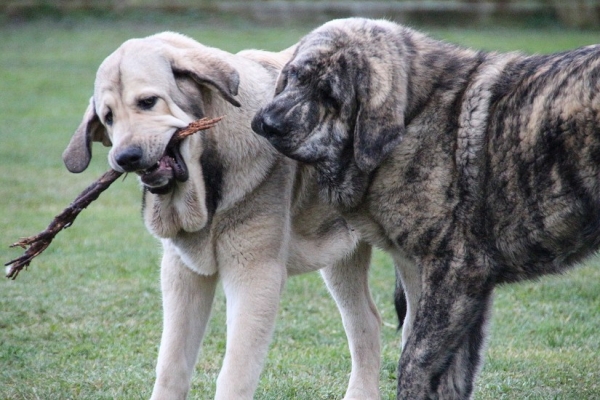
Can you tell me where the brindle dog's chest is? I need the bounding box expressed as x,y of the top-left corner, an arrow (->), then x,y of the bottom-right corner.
349,119 -> 462,258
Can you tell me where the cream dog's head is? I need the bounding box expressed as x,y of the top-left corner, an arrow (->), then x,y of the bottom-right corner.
63,32 -> 241,193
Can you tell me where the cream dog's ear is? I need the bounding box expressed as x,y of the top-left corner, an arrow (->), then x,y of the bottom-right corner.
62,97 -> 111,173
161,36 -> 242,108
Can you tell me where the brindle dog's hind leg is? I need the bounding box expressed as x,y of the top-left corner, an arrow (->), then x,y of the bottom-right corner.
393,254 -> 421,349
394,268 -> 407,330
397,251 -> 494,400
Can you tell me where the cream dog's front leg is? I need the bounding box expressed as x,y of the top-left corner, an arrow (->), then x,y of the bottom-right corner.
215,259 -> 287,400
151,244 -> 218,400
320,242 -> 382,400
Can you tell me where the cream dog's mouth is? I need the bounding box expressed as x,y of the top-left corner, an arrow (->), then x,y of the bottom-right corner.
137,144 -> 189,194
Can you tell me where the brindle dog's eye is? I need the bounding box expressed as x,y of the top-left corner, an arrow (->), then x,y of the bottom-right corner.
323,92 -> 340,110
138,96 -> 158,110
319,83 -> 340,110
105,110 -> 113,126
287,67 -> 299,81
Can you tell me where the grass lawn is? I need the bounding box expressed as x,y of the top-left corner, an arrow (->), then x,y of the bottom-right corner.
1,15 -> 599,399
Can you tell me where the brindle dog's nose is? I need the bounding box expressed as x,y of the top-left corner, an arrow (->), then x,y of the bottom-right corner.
115,146 -> 143,171
252,113 -> 284,138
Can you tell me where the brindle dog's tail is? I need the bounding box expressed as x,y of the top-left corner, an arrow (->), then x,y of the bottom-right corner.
394,269 -> 407,330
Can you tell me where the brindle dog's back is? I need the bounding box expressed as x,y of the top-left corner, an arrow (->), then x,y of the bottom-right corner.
485,46 -> 600,282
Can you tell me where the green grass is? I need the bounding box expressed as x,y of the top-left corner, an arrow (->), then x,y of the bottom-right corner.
1,16 -> 599,399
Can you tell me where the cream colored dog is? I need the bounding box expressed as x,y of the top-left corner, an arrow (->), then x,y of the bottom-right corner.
61,32 -> 382,399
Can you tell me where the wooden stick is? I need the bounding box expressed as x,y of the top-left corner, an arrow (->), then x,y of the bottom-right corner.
5,116 -> 222,279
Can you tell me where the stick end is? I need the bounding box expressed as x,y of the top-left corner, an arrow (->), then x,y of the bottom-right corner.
5,259 -> 27,279
5,265 -> 16,279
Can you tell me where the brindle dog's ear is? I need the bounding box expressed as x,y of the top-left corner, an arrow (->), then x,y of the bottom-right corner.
169,49 -> 242,108
353,71 -> 405,173
274,68 -> 289,96
62,97 -> 111,173
273,46 -> 298,96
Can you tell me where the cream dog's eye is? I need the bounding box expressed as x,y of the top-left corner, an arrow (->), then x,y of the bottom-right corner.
138,96 -> 158,110
105,110 -> 113,126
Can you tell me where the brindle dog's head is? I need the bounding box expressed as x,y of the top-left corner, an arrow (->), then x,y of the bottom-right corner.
253,18 -> 408,207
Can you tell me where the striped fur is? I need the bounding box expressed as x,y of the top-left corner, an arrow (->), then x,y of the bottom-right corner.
253,17 -> 600,399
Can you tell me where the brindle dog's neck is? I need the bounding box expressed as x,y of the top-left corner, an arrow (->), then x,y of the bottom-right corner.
400,33 -> 485,126
316,158 -> 370,210
315,31 -> 486,211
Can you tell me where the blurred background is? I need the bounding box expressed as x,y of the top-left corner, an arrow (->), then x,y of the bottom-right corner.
1,1 -> 599,400
2,0 -> 600,29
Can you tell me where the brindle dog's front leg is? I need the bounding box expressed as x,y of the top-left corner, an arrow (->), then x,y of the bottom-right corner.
433,292 -> 493,400
397,252 -> 494,400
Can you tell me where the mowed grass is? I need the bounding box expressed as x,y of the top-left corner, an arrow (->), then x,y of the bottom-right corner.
1,16 -> 599,399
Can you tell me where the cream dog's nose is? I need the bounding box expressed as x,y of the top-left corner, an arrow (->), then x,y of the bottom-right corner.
114,146 -> 143,171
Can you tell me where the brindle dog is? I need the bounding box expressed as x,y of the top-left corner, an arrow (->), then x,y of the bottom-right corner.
253,17 -> 600,399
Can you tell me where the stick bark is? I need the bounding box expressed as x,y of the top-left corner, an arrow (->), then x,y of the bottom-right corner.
5,116 -> 222,279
